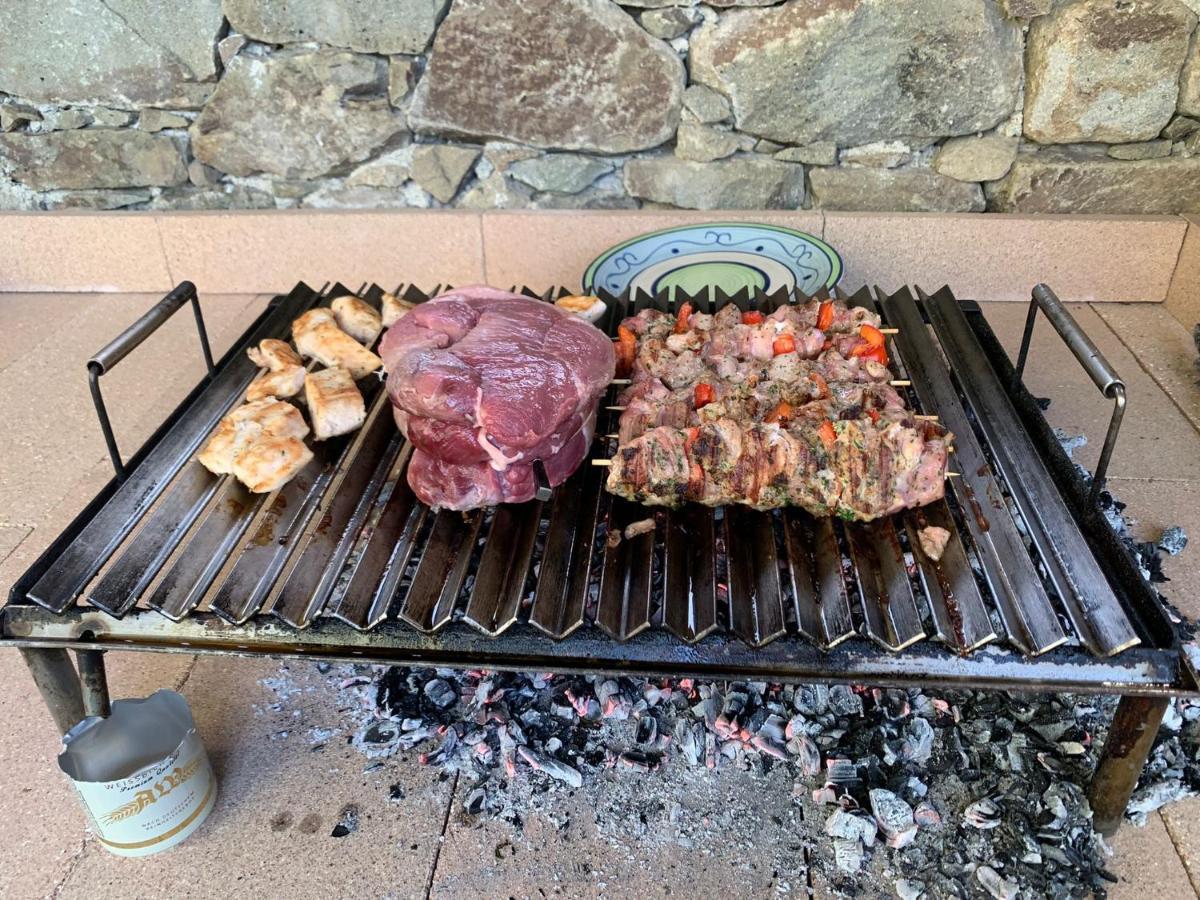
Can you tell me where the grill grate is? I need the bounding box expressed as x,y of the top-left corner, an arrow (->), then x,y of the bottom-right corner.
6,280 -> 1170,669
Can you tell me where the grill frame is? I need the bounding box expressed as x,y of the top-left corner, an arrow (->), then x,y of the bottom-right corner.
2,280 -> 1195,697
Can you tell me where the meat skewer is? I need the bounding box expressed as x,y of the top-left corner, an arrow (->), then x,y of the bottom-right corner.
600,416 -> 951,521
614,376 -> 911,444
601,295 -> 951,518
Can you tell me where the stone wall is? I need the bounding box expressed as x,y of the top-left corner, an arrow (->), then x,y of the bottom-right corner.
2,0 -> 1200,215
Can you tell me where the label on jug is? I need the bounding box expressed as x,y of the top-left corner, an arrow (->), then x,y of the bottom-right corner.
74,729 -> 216,856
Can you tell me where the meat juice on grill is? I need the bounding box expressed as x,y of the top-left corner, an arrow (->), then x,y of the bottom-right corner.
381,287 -> 614,510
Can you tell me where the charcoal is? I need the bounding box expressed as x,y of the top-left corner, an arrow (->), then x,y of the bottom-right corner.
833,836 -> 866,873
635,716 -> 658,746
870,789 -> 918,848
825,808 -> 878,847
1159,526 -> 1187,556
516,745 -> 582,788
901,717 -> 935,764
790,733 -> 822,777
913,802 -> 941,827
330,803 -> 359,838
829,685 -> 864,717
895,878 -> 926,900
1126,779 -> 1191,825
300,643 -> 1200,900
975,865 -> 1019,900
463,787 -> 485,815
964,798 -> 1002,829
794,684 -> 830,716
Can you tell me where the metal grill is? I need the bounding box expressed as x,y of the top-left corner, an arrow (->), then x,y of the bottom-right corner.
3,279 -> 1192,695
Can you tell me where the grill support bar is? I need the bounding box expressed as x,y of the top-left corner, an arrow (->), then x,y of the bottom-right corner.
18,647 -> 88,735
76,648 -> 111,718
1089,695 -> 1168,835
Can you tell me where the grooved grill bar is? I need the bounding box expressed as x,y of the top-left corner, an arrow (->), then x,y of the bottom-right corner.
8,280 -> 1158,671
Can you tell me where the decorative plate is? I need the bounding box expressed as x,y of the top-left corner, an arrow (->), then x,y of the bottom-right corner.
582,223 -> 842,299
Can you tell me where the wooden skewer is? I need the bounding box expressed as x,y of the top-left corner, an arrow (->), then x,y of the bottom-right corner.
606,405 -> 628,411
611,378 -> 631,385
879,328 -> 899,334
914,414 -> 939,421
592,458 -> 613,467
890,380 -> 911,387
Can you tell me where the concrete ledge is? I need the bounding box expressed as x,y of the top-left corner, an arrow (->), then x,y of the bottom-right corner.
0,209 -> 1189,302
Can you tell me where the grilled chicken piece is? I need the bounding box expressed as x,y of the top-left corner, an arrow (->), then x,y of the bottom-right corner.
381,291 -> 416,328
918,525 -> 952,562
292,309 -> 383,380
305,367 -> 365,440
196,399 -> 309,476
332,295 -> 383,345
246,365 -> 306,402
232,436 -> 313,494
247,338 -> 302,371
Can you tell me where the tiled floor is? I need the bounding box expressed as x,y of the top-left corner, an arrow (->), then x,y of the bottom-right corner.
0,292 -> 1197,898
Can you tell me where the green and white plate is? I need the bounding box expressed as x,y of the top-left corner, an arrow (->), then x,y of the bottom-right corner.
582,223 -> 842,299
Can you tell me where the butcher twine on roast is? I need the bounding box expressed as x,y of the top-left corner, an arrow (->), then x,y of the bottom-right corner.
380,286 -> 615,510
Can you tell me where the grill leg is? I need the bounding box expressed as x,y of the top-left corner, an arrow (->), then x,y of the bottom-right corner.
1089,695 -> 1169,836
19,648 -> 87,736
75,649 -> 111,718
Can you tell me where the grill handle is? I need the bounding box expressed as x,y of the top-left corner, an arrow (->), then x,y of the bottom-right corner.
1013,283 -> 1125,504
87,281 -> 215,481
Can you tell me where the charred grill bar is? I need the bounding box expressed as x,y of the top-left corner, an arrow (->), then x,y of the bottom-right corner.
4,280 -> 1196,835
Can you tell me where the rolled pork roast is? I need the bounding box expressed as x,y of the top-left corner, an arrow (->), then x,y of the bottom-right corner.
380,287 -> 614,510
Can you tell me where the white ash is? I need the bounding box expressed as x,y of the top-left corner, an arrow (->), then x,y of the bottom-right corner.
257,662 -> 1200,900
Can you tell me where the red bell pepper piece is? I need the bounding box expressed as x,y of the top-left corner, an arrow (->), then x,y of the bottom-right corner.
772,334 -> 797,356
615,325 -> 637,376
860,324 -> 885,348
694,382 -> 715,408
674,302 -> 693,334
818,419 -> 836,450
817,301 -> 834,331
741,310 -> 764,325
764,401 -> 793,425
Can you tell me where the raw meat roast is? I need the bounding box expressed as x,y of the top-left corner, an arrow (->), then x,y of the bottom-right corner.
380,287 -> 615,510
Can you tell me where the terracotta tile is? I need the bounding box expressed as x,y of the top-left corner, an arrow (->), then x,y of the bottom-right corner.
824,212 -> 1185,302
979,302 -> 1200,481
1161,796 -> 1200,896
1165,215 -> 1200,328
0,212 -> 174,293
1105,478 -> 1200,621
1092,304 -> 1200,434
1106,811 -> 1197,900
54,658 -> 453,900
156,209 -> 485,294
481,209 -> 825,293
